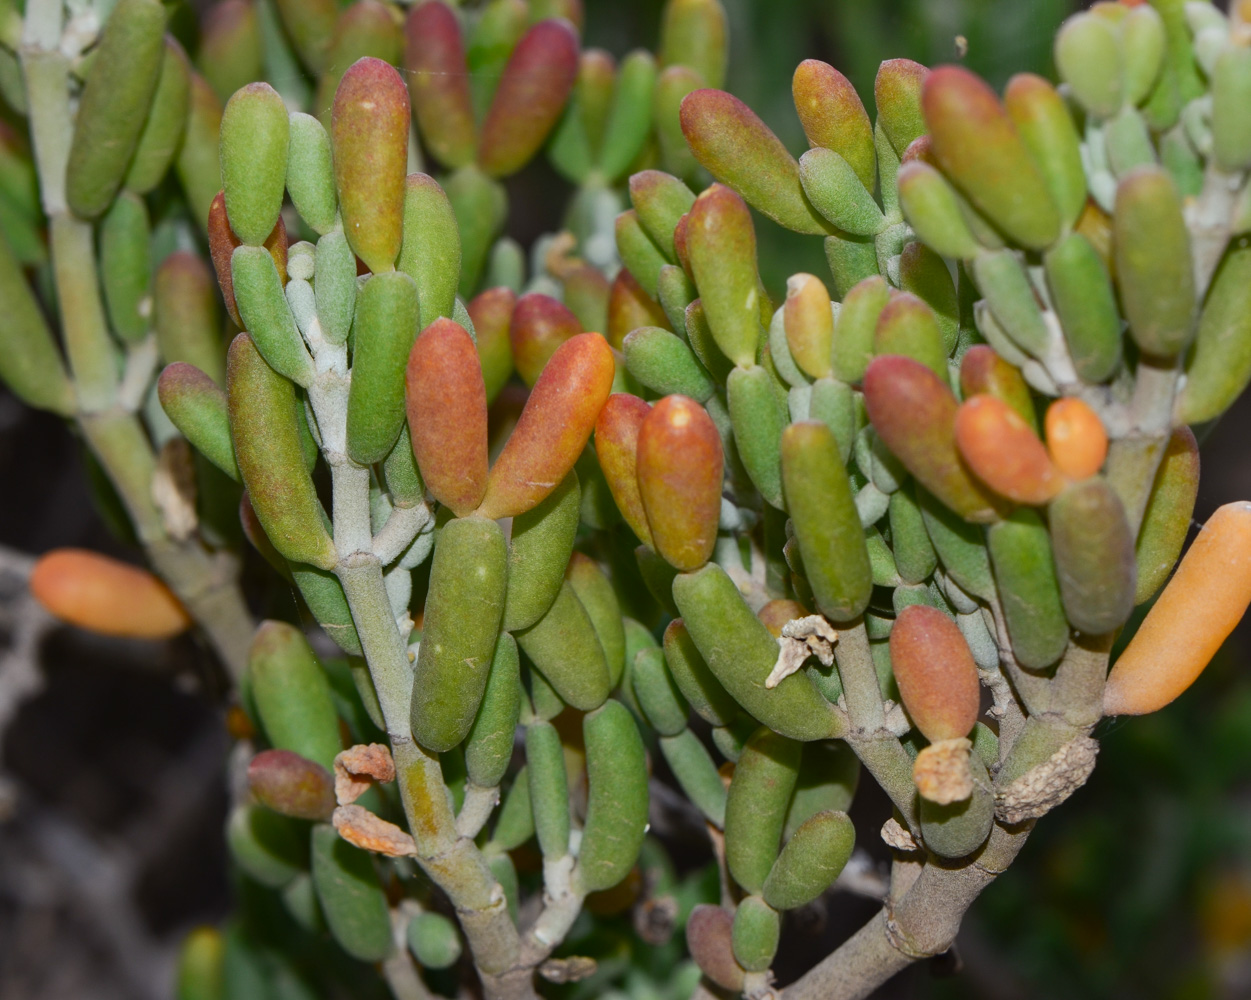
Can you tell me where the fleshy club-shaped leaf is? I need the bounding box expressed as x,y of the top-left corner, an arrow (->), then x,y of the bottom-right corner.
687,184 -> 763,368
1178,240 -> 1251,425
406,318 -> 488,516
1050,477 -> 1136,635
598,50 -> 659,183
781,422 -> 871,622
725,727 -> 801,893
726,365 -> 787,510
896,161 -> 981,260
502,471 -> 580,632
654,65 -> 703,181
566,554 -> 625,687
673,563 -> 842,742
1114,165 -> 1195,359
30,549 -> 190,640
478,19 -> 579,177
890,604 -> 980,742
314,1 -> 404,126
247,749 -> 336,821
792,60 -> 875,191
310,825 -> 391,962
405,1 -> 477,169
411,516 -> 507,752
0,230 -> 73,416
177,73 -> 224,233
510,292 -> 582,386
784,273 -> 834,380
799,147 -> 884,237
959,345 -> 1036,433
248,620 -> 341,768
1213,45 -> 1251,173
154,252 -> 223,384
1045,397 -> 1107,481
232,244 -> 312,386
955,395 -> 1063,506
464,633 -> 521,788
332,58 -> 410,274
687,906 -> 745,993
608,264 -> 671,350
762,810 -> 855,912
863,356 -> 1000,523
478,333 -> 615,519
220,83 -> 289,246
659,0 -> 728,90
125,36 -> 191,195
1003,73 -> 1087,229
65,0 -> 167,218
731,896 -> 780,971
680,90 -> 830,236
576,701 -> 649,893
873,291 -> 947,381
1105,502 -> 1251,716
922,66 -> 1060,251
516,581 -> 611,711
630,170 -> 696,261
273,0 -> 336,73
875,58 -> 929,156
1043,231 -> 1121,383
616,210 -> 669,298
986,509 -> 1069,670
199,0 -> 261,104
637,395 -> 724,571
1135,426 -> 1199,605
663,617 -> 739,726
398,172 -> 462,329
632,646 -> 689,736
346,271 -> 421,464
467,286 -> 516,403
227,334 -> 336,570
209,191 -> 287,329
624,326 -> 716,402
158,363 -> 239,480
595,393 -> 654,547
832,275 -> 890,384
1054,12 -> 1123,119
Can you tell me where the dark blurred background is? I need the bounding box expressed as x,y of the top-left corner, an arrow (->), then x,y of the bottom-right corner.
5,1 -> 1251,998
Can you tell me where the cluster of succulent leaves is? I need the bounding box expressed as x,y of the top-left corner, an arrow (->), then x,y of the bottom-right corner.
5,0 -> 1251,997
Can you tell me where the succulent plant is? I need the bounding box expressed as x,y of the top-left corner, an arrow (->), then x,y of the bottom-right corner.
4,0 -> 1251,998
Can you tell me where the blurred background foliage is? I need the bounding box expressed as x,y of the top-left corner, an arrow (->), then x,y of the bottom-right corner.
6,0 -> 1251,997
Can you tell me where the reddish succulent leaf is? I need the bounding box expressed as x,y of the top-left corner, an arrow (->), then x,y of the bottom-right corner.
680,88 -> 830,235
607,267 -> 668,349
1045,397 -> 1108,481
959,345 -> 1037,433
874,59 -> 929,155
594,393 -> 654,547
405,1 -> 477,169
954,395 -> 1064,505
467,286 -> 517,402
478,333 -> 615,519
686,904 -> 745,992
862,355 -> 1000,523
636,394 -> 724,572
510,292 -> 582,386
792,59 -> 875,191
406,318 -> 489,516
30,549 -> 191,640
478,20 -> 579,177
922,65 -> 1060,251
332,57 -> 410,274
208,190 -> 287,328
890,604 -> 980,742
248,748 -> 336,820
